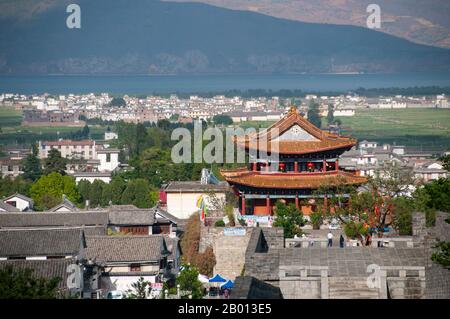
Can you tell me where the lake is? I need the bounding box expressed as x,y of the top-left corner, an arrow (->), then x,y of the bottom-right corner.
1,73 -> 450,95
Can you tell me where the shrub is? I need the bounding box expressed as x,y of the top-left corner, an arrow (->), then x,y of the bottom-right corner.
309,212 -> 323,230
214,220 -> 225,227
344,221 -> 369,239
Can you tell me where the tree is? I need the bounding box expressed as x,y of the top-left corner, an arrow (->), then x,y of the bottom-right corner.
273,201 -> 305,238
414,178 -> 450,213
109,97 -> 126,107
307,100 -> 322,128
43,149 -> 67,175
125,277 -> 151,299
309,212 -> 323,230
212,115 -> 233,126
30,173 -> 80,211
392,197 -> 414,235
22,143 -> 42,181
431,241 -> 450,268
326,103 -> 335,125
81,125 -> 90,139
180,213 -> 216,277
0,266 -> 61,299
176,264 -> 204,299
121,178 -> 153,208
440,155 -> 450,172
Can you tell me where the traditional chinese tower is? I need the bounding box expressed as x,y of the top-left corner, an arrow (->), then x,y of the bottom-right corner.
221,107 -> 367,216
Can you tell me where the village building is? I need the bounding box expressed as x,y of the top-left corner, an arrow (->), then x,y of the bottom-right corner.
2,193 -> 34,211
85,235 -> 180,295
221,107 -> 367,216
161,169 -> 229,220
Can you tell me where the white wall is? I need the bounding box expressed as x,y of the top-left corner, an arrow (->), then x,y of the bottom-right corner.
166,192 -> 226,219
4,196 -> 31,211
98,152 -> 119,172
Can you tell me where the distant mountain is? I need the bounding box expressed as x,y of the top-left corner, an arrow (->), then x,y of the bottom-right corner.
168,0 -> 450,49
0,0 -> 449,75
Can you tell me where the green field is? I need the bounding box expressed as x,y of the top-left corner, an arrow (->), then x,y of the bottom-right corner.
0,106 -> 107,145
336,109 -> 450,153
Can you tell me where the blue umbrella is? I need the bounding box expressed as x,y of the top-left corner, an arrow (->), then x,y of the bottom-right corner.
209,274 -> 227,283
221,280 -> 234,289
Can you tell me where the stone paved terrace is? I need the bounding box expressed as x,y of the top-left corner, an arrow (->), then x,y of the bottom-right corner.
278,247 -> 427,277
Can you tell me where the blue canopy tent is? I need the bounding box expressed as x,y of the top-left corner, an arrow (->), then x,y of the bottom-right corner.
209,274 -> 227,283
221,280 -> 234,289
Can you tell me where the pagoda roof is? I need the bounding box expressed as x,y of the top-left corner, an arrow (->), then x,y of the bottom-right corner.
235,107 -> 356,155
220,169 -> 367,190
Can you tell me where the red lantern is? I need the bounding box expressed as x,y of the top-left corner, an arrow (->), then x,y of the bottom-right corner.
307,162 -> 314,168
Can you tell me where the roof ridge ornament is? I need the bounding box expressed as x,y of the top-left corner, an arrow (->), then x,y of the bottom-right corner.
289,106 -> 298,114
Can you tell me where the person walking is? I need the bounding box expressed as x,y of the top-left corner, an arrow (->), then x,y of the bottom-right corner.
339,234 -> 345,248
327,231 -> 333,247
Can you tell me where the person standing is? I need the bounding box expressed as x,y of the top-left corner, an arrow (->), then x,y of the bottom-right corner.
327,231 -> 333,247
339,234 -> 345,248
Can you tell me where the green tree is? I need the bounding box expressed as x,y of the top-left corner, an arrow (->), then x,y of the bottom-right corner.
392,197 -> 414,235
30,173 -> 80,211
176,264 -> 204,299
77,180 -> 91,207
22,143 -> 42,181
81,125 -> 90,139
326,103 -> 335,125
273,201 -> 305,238
109,176 -> 126,205
0,266 -> 61,299
309,212 -> 323,230
109,97 -> 126,107
89,180 -> 106,208
307,100 -> 322,128
125,277 -> 151,299
431,241 -> 450,267
43,149 -> 67,175
439,155 -> 450,171
212,115 -> 233,126
121,178 -> 153,208
415,178 -> 450,213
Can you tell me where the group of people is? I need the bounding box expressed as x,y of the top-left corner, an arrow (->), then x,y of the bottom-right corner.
327,231 -> 345,248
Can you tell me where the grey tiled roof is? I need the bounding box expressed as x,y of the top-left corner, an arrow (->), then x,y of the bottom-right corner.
0,201 -> 19,212
0,229 -> 85,258
0,211 -> 108,228
3,193 -> 34,204
164,181 -> 229,193
108,206 -> 155,225
85,235 -> 167,263
0,258 -> 75,291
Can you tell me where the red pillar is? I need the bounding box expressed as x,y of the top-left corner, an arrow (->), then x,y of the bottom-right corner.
241,196 -> 246,215
266,196 -> 271,215
294,161 -> 298,173
324,195 -> 328,213
323,160 -> 327,172
295,195 -> 299,210
335,160 -> 339,171
252,162 -> 257,172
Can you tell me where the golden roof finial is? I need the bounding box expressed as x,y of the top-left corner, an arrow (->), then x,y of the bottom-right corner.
290,106 -> 298,114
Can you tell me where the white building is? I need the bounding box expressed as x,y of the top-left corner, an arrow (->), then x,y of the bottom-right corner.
97,149 -> 120,172
39,140 -> 97,160
2,194 -> 34,212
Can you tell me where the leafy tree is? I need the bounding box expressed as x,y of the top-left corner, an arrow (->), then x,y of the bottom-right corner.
22,143 -> 42,181
431,241 -> 450,267
180,213 -> 216,277
30,173 -> 80,211
212,115 -> 233,126
109,176 -> 126,205
0,176 -> 32,198
307,100 -> 322,128
414,178 -> 450,213
0,266 -> 61,299
326,103 -> 335,125
121,178 -> 153,208
43,149 -> 67,175
89,180 -> 106,208
125,277 -> 151,299
77,180 -> 91,207
392,197 -> 414,235
344,221 -> 369,241
81,125 -> 90,139
273,201 -> 305,238
170,114 -> 180,122
439,155 -> 450,172
109,97 -> 126,107
309,212 -> 323,230
176,264 -> 204,299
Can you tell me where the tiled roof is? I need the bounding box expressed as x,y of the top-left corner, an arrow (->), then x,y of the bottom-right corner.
85,236 -> 167,263
0,229 -> 85,258
0,211 -> 108,228
221,169 -> 367,189
235,107 -> 356,155
164,181 -> 229,193
0,201 -> 19,212
108,206 -> 155,226
43,140 -> 94,146
0,258 -> 75,291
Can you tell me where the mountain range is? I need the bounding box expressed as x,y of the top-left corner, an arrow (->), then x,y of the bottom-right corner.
0,0 -> 449,75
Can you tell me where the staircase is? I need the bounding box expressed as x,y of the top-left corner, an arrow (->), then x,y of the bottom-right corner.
329,277 -> 381,299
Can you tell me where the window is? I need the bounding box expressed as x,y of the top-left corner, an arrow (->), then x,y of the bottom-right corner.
106,153 -> 111,162
130,264 -> 141,272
